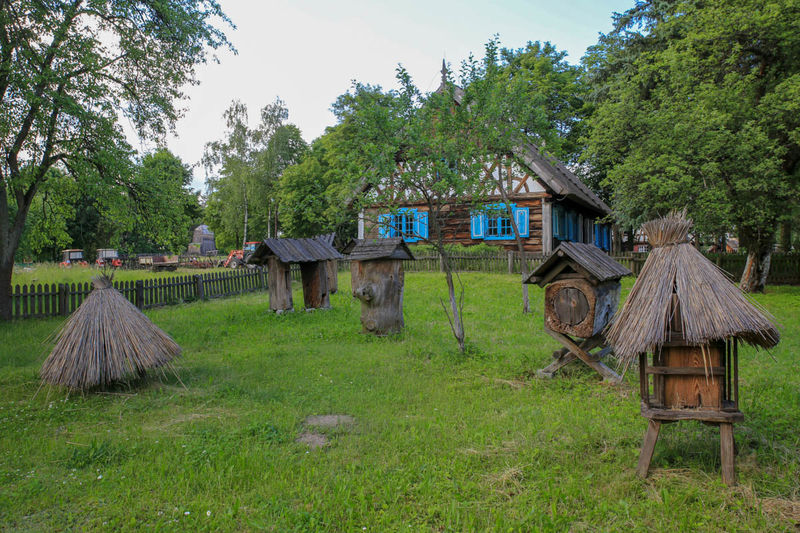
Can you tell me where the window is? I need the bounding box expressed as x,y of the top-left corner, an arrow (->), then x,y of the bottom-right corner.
378,209 -> 428,242
470,204 -> 529,240
594,223 -> 611,251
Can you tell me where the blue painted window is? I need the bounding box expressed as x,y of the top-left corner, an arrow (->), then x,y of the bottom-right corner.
594,223 -> 611,251
470,204 -> 529,240
377,209 -> 428,242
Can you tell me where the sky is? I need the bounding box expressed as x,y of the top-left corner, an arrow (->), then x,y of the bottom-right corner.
130,0 -> 634,191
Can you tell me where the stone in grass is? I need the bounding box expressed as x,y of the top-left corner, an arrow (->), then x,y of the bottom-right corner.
296,414 -> 355,449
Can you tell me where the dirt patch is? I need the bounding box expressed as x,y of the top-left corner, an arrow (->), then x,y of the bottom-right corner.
303,414 -> 354,428
296,432 -> 328,449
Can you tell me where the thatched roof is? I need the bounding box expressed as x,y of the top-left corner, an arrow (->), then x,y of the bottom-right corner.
605,214 -> 779,360
343,238 -> 415,261
525,242 -> 630,286
40,276 -> 181,390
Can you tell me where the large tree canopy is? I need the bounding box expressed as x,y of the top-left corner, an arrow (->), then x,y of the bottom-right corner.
582,0 -> 800,291
0,0 -> 232,318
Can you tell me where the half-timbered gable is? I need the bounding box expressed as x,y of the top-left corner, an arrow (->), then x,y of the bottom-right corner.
358,70 -> 612,255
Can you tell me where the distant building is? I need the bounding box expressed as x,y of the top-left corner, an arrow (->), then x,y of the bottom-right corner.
188,224 -> 217,255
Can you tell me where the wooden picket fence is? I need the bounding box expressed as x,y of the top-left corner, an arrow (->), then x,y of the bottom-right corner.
9,252 -> 799,320
10,269 -> 267,320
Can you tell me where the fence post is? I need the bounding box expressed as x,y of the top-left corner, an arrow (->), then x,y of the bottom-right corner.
508,251 -> 514,274
58,284 -> 68,316
194,274 -> 205,300
135,280 -> 144,309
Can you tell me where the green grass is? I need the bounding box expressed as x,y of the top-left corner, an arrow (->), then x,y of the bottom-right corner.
0,274 -> 798,531
12,263 -> 230,286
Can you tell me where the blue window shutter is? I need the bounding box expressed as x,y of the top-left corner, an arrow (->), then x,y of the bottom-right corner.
552,206 -> 560,239
416,211 -> 428,240
604,226 -> 611,251
378,214 -> 390,238
594,225 -> 601,247
514,207 -> 529,237
470,212 -> 485,239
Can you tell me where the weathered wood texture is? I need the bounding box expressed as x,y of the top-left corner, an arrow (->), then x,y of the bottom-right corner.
326,259 -> 338,294
661,344 -> 723,409
544,279 -> 620,338
351,260 -> 405,335
720,423 -> 736,486
543,329 -> 621,382
268,257 -> 293,312
636,419 -> 662,478
300,261 -> 330,310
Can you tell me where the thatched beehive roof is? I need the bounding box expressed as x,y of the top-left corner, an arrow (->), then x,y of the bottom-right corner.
40,276 -> 181,390
605,214 -> 779,360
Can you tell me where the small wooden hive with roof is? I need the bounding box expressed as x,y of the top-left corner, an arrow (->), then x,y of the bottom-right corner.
343,238 -> 415,335
527,241 -> 631,339
525,242 -> 631,381
605,213 -> 780,485
248,235 -> 343,312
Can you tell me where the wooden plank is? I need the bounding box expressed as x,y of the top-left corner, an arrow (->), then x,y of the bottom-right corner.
640,406 -> 743,423
720,423 -> 736,486
646,366 -> 725,376
543,328 -> 620,382
636,420 -> 661,478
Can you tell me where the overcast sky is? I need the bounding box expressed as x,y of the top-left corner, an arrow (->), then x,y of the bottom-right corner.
129,0 -> 634,191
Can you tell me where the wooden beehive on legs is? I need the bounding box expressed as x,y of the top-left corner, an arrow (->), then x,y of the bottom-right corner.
248,236 -> 343,312
605,213 -> 780,486
526,242 -> 631,382
344,238 -> 415,335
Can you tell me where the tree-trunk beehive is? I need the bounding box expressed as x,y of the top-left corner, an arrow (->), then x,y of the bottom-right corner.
344,238 -> 415,336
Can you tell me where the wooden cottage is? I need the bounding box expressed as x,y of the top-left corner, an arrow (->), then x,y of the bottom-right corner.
605,214 -> 780,485
344,238 -> 415,335
525,242 -> 631,381
248,236 -> 343,312
356,68 -> 613,254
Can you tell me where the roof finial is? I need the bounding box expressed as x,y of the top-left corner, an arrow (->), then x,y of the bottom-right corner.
441,58 -> 447,85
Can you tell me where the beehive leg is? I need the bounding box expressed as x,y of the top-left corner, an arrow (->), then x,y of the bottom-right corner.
637,419 -> 661,478
720,423 -> 736,486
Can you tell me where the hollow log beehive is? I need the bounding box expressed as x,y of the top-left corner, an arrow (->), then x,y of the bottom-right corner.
344,238 -> 414,335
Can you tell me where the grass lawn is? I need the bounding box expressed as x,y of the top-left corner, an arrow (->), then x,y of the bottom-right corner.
11,263 -> 230,286
0,273 -> 798,531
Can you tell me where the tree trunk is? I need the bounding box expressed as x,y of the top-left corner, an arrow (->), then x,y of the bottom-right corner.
242,188 -> 248,248
0,259 -> 13,320
496,161 -> 530,313
778,221 -> 791,252
431,213 -> 465,352
739,229 -> 774,293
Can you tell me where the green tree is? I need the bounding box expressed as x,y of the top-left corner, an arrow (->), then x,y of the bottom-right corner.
278,126 -> 358,239
203,98 -> 306,249
583,0 -> 800,291
0,0 -> 232,318
337,70 -> 488,352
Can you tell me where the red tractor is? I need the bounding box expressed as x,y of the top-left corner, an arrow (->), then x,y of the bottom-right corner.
221,241 -> 260,268
95,249 -> 122,268
59,249 -> 89,268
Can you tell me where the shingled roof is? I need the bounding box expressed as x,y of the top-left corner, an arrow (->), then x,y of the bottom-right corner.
525,241 -> 631,287
248,236 -> 343,265
343,238 -> 415,261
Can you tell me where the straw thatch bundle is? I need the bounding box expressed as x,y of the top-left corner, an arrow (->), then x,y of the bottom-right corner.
40,275 -> 181,390
605,213 -> 779,361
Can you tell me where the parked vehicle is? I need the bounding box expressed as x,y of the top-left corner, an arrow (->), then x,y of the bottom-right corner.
59,249 -> 88,268
95,249 -> 122,268
221,241 -> 259,268
139,254 -> 179,271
